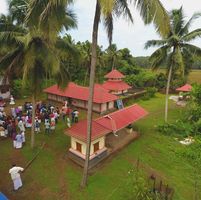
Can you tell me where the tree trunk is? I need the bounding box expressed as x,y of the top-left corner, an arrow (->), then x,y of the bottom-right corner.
80,1 -> 101,188
31,94 -> 36,148
164,65 -> 173,122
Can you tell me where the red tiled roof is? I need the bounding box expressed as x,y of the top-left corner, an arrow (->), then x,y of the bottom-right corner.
104,69 -> 125,79
176,84 -> 192,92
66,104 -> 148,141
102,80 -> 131,91
95,104 -> 148,132
66,120 -> 111,142
43,82 -> 118,103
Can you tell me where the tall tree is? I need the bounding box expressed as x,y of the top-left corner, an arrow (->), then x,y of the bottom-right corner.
105,44 -> 120,70
145,7 -> 201,122
81,0 -> 133,188
26,0 -> 77,148
0,0 -> 77,148
81,0 -> 171,188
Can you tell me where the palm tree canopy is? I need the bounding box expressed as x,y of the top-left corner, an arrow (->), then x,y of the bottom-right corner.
9,0 -> 29,25
145,7 -> 201,76
133,0 -> 170,37
26,0 -> 77,42
99,0 -> 133,45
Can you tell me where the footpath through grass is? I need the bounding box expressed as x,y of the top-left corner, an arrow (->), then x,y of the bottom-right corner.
0,94 -> 200,200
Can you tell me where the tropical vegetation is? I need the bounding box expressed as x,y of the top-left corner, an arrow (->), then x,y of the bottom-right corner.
145,7 -> 201,121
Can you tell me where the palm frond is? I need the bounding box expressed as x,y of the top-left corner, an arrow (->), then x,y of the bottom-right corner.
99,0 -> 115,16
170,7 -> 185,35
145,39 -> 167,49
103,13 -> 113,46
179,12 -> 201,36
114,0 -> 133,23
182,29 -> 201,42
0,47 -> 24,79
149,45 -> 169,70
181,43 -> 201,57
134,0 -> 170,37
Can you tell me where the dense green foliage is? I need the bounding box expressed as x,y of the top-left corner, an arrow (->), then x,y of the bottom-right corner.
158,84 -> 201,137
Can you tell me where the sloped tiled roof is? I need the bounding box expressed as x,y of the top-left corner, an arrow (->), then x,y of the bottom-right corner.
102,80 -> 131,91
44,82 -> 118,103
66,104 -> 148,141
104,69 -> 125,79
176,84 -> 192,92
66,120 -> 111,142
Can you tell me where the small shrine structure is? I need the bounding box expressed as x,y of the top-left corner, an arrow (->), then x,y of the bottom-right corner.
66,104 -> 148,169
176,84 -> 192,92
102,69 -> 131,95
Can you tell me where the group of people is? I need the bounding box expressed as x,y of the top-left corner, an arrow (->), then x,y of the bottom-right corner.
61,104 -> 79,128
0,98 -> 80,149
2,97 -> 81,191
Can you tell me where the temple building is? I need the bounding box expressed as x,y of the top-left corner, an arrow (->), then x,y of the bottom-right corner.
102,69 -> 131,95
44,82 -> 118,113
66,104 -> 148,169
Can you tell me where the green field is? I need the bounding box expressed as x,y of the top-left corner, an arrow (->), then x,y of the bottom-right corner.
1,94 -> 200,200
149,69 -> 201,84
188,70 -> 201,84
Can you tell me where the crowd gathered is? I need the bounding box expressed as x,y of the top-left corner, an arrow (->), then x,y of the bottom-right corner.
0,97 -> 79,149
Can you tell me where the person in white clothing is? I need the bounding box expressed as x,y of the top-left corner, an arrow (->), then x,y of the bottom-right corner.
18,120 -> 25,132
67,117 -> 71,128
21,131 -> 25,143
10,95 -> 15,105
15,133 -> 23,149
9,164 -> 24,191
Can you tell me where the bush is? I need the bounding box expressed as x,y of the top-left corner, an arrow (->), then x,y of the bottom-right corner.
157,120 -> 195,137
141,87 -> 157,100
155,73 -> 167,89
170,77 -> 186,90
125,70 -> 157,88
176,140 -> 201,166
11,79 -> 31,98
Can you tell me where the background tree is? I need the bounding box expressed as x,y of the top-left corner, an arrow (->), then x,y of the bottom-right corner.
81,0 -> 133,188
0,0 -> 77,148
81,0 -> 171,188
145,7 -> 201,122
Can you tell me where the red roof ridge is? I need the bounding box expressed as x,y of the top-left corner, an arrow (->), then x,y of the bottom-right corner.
44,82 -> 118,103
97,103 -> 138,119
176,83 -> 192,92
104,69 -> 125,79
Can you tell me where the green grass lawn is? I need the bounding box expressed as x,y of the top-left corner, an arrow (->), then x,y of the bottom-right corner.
0,94 -> 200,200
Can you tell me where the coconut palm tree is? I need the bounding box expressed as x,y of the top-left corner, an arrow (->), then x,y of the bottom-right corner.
80,0 -> 134,187
133,0 -> 170,38
0,0 -> 77,148
81,0 -> 171,188
145,7 -> 201,122
105,44 -> 121,70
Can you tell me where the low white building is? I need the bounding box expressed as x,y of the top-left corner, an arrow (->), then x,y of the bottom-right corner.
44,82 -> 118,113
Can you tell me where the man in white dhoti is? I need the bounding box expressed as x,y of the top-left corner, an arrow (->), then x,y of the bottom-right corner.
9,164 -> 24,191
15,133 -> 23,149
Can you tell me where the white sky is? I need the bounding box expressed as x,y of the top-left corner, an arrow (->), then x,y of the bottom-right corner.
1,0 -> 201,56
